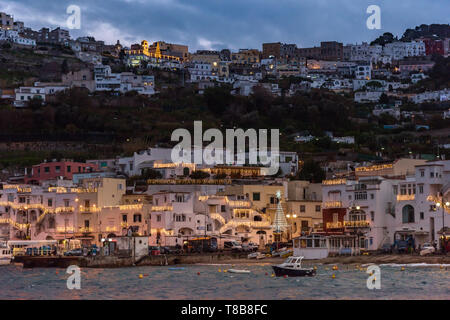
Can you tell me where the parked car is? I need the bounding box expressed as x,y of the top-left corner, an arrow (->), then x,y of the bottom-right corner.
64,248 -> 83,256
223,241 -> 242,252
380,243 -> 393,254
420,243 -> 435,256
242,242 -> 258,252
148,246 -> 161,255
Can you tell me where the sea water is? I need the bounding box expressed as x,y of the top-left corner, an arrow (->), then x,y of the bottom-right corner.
0,263 -> 449,299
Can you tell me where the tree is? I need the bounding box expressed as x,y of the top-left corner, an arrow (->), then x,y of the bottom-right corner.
189,171 -> 210,179
295,159 -> 326,183
61,59 -> 69,75
141,168 -> 163,179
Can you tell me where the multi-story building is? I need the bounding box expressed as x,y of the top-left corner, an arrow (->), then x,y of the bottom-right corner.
262,42 -> 297,59
94,65 -> 155,95
419,38 -> 445,56
62,69 -> 96,92
320,159 -> 450,252
22,27 -> 70,45
231,49 -> 260,65
286,181 -> 323,238
14,83 -> 68,107
383,41 -> 426,60
188,61 -> 218,82
24,160 -> 99,184
0,30 -> 35,46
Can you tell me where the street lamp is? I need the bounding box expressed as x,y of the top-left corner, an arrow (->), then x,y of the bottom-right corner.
435,200 -> 450,254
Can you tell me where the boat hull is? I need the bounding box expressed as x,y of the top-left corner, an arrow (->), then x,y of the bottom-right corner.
272,265 -> 316,277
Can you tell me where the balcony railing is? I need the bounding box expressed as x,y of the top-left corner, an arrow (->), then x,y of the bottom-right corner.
323,201 -> 343,209
343,220 -> 370,228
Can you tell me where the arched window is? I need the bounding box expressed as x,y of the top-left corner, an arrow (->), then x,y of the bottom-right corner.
402,205 -> 415,223
183,167 -> 190,176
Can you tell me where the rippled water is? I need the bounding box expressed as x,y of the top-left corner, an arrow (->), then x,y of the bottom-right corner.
0,262 -> 449,300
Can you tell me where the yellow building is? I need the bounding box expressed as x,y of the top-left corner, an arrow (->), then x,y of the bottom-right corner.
220,183 -> 286,211
231,49 -> 261,65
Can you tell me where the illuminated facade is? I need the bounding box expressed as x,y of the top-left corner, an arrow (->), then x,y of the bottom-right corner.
126,40 -> 188,67
321,160 -> 450,251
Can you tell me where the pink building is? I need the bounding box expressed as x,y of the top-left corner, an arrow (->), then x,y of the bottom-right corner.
25,161 -> 99,184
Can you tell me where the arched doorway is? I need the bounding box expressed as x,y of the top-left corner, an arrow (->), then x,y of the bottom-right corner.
402,205 -> 415,223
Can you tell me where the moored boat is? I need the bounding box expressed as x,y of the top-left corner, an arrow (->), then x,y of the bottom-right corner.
228,269 -> 251,274
272,256 -> 316,277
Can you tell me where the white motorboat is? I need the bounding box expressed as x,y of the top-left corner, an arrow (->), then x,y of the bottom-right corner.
272,256 -> 316,277
228,269 -> 251,274
247,252 -> 265,259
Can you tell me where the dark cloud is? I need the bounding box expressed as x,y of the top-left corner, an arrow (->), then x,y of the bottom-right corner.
1,0 -> 448,50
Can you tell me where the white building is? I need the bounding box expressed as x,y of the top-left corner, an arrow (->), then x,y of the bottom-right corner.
410,89 -> 450,104
188,61 -> 218,82
0,30 -> 35,46
14,83 -> 68,107
354,91 -> 383,103
383,41 -> 426,61
321,160 -> 450,252
94,65 -> 155,95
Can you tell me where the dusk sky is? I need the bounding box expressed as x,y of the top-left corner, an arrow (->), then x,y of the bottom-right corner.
1,0 -> 449,50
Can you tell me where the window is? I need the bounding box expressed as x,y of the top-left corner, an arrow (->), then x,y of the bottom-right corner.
157,215 -> 161,222
315,205 -> 321,212
47,199 -> 53,207
370,194 -> 374,200
300,205 -> 306,212
55,166 -> 61,173
19,197 -> 26,203
419,185 -> 424,194
221,205 -> 226,212
420,212 -> 424,220
355,192 -> 367,200
252,192 -> 260,201
44,167 -> 50,173
420,170 -> 424,177
84,220 -> 90,228
301,220 -> 309,232
67,166 -> 71,173
402,205 -> 415,223
122,214 -> 128,222
430,172 -> 434,178
393,185 -> 398,195
64,199 -> 70,207
133,214 -> 142,223
370,211 -> 374,221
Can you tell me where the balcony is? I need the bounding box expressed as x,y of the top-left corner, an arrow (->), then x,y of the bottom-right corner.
397,194 -> 415,201
323,201 -> 343,209
326,221 -> 343,229
343,220 -> 370,228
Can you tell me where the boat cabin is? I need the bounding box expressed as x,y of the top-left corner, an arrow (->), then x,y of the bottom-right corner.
282,256 -> 304,268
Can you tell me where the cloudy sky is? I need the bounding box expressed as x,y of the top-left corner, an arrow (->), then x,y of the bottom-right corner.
1,0 -> 448,50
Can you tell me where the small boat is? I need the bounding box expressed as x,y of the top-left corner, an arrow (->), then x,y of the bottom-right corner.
228,269 -> 251,274
272,256 -> 316,277
247,252 -> 265,259
0,243 -> 12,266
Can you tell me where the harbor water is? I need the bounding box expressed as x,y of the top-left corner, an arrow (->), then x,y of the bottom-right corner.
0,263 -> 449,299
